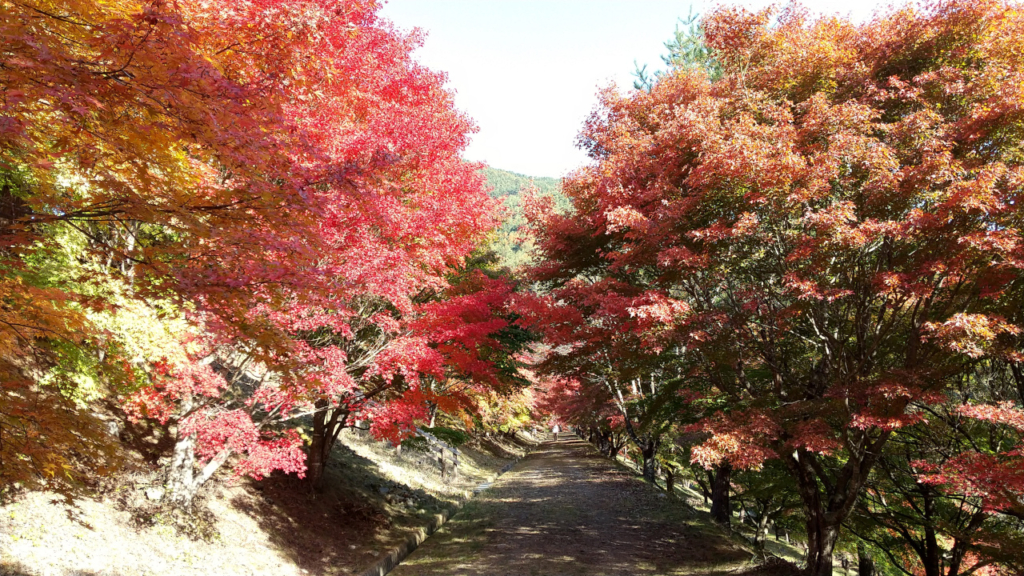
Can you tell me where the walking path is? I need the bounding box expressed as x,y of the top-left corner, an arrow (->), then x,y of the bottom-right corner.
388,435 -> 749,576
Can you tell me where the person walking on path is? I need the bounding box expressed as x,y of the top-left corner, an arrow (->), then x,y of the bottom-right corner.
551,423 -> 560,442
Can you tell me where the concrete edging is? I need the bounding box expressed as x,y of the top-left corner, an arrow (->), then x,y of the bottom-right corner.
356,459 -> 520,576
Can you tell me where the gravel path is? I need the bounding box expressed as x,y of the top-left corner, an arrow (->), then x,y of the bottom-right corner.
388,435 -> 749,576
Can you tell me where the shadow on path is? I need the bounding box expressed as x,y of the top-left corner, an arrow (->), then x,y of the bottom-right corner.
389,435 -> 748,576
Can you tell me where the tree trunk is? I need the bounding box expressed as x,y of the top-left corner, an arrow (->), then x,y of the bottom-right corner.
710,462 -> 732,526
306,401 -> 349,491
427,403 -> 437,429
857,542 -> 875,576
606,436 -> 622,458
755,510 -> 770,548
786,439 -> 888,576
307,400 -> 329,491
165,429 -> 230,507
162,394 -> 231,507
165,432 -> 197,506
698,471 -> 713,506
615,433 -> 628,457
665,467 -> 675,497
1010,361 -> 1024,405
618,410 -> 659,482
640,438 -> 658,483
922,485 -> 942,576
804,509 -> 840,576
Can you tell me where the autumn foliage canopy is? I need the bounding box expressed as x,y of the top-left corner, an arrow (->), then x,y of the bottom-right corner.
521,1 -> 1024,574
1,0 -> 520,502
6,0 -> 1024,573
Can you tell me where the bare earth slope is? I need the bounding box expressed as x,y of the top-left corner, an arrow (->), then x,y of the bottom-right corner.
390,435 -> 749,576
0,429 -> 530,576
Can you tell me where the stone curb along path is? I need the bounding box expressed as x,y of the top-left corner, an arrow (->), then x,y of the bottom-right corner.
356,459 -> 521,576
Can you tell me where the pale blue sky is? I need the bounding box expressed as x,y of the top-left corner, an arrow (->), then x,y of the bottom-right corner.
380,1 -> 890,178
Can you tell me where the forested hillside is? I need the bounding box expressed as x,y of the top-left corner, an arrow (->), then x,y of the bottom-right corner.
480,167 -> 569,269
480,167 -> 561,198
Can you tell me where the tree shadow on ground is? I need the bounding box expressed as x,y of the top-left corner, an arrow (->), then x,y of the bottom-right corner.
0,562 -> 32,576
230,439 -> 454,576
117,415 -> 176,466
391,437 -> 751,576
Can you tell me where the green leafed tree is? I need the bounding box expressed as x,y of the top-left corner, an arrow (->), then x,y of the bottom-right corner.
481,167 -> 568,270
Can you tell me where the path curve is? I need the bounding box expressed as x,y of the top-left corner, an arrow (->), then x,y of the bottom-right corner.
388,435 -> 748,576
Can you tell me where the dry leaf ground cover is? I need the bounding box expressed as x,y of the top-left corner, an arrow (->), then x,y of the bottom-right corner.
390,434 -> 752,576
0,428 -> 533,576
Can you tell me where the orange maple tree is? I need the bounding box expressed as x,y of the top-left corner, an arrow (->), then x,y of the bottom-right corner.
1,0 -> 312,493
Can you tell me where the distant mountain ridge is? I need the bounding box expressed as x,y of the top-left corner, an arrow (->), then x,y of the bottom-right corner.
480,167 -> 569,270
480,167 -> 561,199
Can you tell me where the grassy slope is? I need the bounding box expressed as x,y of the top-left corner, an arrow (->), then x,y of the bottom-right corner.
614,453 -> 856,576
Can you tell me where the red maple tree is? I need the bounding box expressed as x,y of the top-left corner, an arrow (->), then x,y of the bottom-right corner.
1,0 -> 512,505
526,2 -> 1024,573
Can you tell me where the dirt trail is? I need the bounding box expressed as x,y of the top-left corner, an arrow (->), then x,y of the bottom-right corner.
388,435 -> 749,576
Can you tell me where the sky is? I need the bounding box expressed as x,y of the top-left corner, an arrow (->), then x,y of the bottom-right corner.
379,1 -> 891,178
